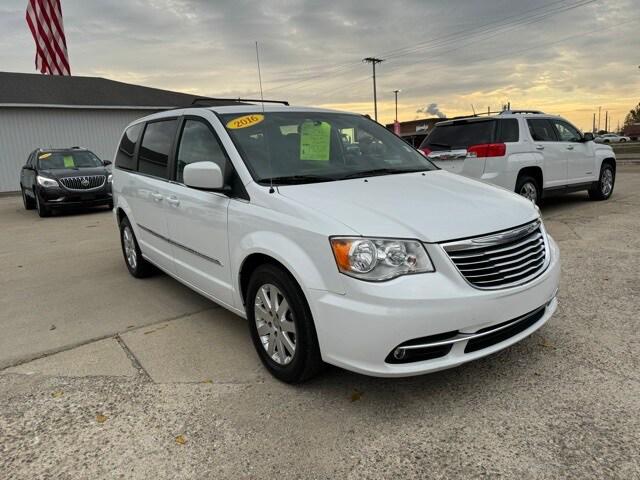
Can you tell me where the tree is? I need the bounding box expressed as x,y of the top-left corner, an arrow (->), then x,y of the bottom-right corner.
624,102 -> 640,127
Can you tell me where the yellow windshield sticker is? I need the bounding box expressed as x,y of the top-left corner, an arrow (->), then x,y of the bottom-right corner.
63,155 -> 75,168
226,114 -> 264,129
300,121 -> 331,161
39,153 -> 52,159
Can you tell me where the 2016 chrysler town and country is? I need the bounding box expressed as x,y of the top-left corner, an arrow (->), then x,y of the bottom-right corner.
112,102 -> 560,383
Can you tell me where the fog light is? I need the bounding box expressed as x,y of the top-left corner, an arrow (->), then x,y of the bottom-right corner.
393,348 -> 406,360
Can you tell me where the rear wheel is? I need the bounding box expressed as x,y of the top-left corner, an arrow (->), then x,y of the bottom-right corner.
246,264 -> 323,383
21,187 -> 35,210
515,175 -> 540,204
119,217 -> 154,277
589,163 -> 615,201
35,191 -> 51,217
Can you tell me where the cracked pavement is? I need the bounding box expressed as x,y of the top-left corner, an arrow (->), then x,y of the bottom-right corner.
1,166 -> 639,479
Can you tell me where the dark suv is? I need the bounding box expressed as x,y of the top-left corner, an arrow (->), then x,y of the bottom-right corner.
20,147 -> 113,217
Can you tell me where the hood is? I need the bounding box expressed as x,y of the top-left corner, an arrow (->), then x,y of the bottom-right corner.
277,170 -> 539,243
40,167 -> 108,179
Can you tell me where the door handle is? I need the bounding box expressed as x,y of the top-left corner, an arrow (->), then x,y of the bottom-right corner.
151,192 -> 163,202
166,196 -> 180,207
535,145 -> 544,150
566,145 -> 574,150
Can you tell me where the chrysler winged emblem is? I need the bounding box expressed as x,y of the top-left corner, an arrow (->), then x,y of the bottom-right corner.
81,177 -> 90,187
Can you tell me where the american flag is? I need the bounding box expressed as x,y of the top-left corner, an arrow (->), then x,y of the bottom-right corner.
26,0 -> 71,75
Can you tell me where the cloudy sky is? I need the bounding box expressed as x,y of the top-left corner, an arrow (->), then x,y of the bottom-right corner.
1,0 -> 639,130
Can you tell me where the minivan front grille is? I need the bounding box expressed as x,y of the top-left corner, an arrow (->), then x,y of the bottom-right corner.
442,220 -> 548,289
59,175 -> 106,191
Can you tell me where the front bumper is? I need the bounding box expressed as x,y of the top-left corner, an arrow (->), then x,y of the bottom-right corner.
307,234 -> 560,377
39,184 -> 112,207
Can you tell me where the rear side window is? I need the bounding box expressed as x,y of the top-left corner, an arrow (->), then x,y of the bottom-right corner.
421,120 -> 495,151
138,119 -> 178,179
115,124 -> 143,171
527,119 -> 557,142
497,119 -> 519,142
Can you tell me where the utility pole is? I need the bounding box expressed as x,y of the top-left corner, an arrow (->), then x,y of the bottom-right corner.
598,106 -> 601,131
605,111 -> 608,132
592,113 -> 596,133
393,89 -> 400,122
363,57 -> 384,121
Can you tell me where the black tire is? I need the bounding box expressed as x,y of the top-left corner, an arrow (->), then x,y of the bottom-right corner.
107,201 -> 114,210
515,175 -> 541,205
589,163 -> 615,201
21,187 -> 35,210
246,264 -> 323,383
620,138 -> 626,143
119,216 -> 154,278
603,139 -> 610,144
35,190 -> 51,217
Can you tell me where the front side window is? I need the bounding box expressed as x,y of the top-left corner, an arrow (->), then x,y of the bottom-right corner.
176,120 -> 228,183
37,150 -> 103,169
552,120 -> 581,142
138,119 -> 177,179
527,119 -> 557,142
220,112 -> 435,184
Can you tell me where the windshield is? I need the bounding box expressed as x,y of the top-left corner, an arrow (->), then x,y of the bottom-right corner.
220,112 -> 435,184
37,151 -> 103,170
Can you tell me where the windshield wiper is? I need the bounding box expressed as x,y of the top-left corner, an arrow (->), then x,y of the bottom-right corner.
338,168 -> 428,180
259,174 -> 334,185
427,142 -> 451,149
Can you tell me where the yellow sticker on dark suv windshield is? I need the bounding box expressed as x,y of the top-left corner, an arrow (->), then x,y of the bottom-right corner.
226,114 -> 264,129
39,153 -> 52,159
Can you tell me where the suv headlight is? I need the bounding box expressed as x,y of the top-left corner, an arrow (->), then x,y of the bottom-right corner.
107,174 -> 113,183
36,175 -> 59,188
330,237 -> 434,281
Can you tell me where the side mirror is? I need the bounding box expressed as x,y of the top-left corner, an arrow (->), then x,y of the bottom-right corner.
582,132 -> 594,142
103,160 -> 112,166
183,161 -> 225,191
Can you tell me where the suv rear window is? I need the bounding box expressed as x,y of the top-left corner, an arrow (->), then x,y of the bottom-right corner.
420,119 -> 518,151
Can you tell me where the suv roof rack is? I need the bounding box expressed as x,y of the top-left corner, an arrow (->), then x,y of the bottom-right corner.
190,97 -> 290,107
499,109 -> 544,115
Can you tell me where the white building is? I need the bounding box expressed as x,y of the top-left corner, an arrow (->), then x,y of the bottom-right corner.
0,71 -> 225,193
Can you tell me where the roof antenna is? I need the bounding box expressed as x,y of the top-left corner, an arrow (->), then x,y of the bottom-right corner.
255,41 -> 274,194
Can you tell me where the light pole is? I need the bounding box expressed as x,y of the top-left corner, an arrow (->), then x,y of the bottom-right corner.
363,57 -> 384,121
393,89 -> 401,122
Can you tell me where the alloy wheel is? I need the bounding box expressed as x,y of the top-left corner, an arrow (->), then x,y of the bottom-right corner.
123,226 -> 137,270
520,182 -> 538,203
254,283 -> 297,365
601,168 -> 613,196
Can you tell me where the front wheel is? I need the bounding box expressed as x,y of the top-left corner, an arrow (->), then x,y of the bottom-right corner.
515,175 -> 540,204
589,163 -> 615,201
21,187 -> 35,210
246,264 -> 323,383
620,138 -> 627,143
35,191 -> 51,217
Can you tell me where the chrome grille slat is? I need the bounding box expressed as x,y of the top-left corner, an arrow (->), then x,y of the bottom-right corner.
448,232 -> 543,259
454,241 -> 544,267
458,248 -> 545,272
442,221 -> 549,290
59,175 -> 106,191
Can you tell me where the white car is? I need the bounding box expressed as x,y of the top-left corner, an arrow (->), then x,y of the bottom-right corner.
112,103 -> 560,382
595,133 -> 631,144
419,110 -> 616,204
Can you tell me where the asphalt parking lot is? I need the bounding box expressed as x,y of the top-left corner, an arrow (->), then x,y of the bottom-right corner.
1,166 -> 639,479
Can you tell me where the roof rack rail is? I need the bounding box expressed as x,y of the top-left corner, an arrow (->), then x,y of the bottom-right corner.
499,109 -> 544,115
190,97 -> 290,106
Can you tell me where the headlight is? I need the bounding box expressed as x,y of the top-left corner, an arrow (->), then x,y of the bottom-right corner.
330,237 -> 434,281
36,175 -> 59,188
107,174 -> 113,183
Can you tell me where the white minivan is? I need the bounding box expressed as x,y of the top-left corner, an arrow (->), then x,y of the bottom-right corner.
112,102 -> 560,383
